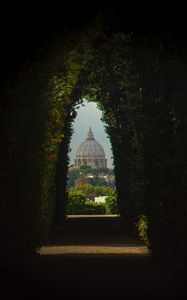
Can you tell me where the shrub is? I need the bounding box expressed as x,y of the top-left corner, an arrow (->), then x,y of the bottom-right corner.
66,191 -> 86,214
138,215 -> 149,244
84,202 -> 106,215
104,195 -> 119,214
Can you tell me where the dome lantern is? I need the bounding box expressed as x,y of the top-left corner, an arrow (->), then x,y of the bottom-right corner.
86,127 -> 94,140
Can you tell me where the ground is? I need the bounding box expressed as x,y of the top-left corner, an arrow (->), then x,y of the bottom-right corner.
1,216 -> 186,299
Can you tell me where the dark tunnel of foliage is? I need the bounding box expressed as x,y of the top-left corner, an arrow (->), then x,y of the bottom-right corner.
0,15 -> 187,262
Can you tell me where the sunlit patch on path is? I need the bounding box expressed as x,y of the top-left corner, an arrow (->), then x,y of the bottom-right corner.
39,245 -> 148,255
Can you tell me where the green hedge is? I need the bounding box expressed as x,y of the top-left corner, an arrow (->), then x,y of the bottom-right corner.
66,191 -> 86,214
84,202 -> 106,215
66,191 -> 118,215
105,195 -> 119,214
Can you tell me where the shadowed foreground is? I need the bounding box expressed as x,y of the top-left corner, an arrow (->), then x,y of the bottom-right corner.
1,216 -> 186,299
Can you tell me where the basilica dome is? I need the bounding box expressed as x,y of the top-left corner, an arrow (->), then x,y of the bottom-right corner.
75,128 -> 107,168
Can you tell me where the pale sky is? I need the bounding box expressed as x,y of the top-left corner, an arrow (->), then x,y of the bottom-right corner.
69,101 -> 114,168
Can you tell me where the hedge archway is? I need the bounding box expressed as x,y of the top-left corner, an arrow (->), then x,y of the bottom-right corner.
1,19 -> 187,261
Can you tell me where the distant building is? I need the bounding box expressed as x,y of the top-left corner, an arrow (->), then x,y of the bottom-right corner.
74,178 -> 88,186
94,196 -> 107,203
74,127 -> 107,168
69,164 -> 76,171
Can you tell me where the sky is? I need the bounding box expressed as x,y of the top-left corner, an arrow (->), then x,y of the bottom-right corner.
69,101 -> 114,169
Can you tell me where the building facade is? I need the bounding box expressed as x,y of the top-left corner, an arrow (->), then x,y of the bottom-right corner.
74,128 -> 107,169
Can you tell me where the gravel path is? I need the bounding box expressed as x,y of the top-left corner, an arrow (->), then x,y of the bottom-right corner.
39,244 -> 148,255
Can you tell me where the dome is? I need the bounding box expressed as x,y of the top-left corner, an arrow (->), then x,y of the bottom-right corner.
76,128 -> 105,158
75,128 -> 107,168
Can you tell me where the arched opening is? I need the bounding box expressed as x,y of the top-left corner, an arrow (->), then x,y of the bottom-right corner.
51,34 -> 145,236
65,100 -> 116,217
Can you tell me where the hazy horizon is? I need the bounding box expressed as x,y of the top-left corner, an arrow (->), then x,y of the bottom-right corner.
69,101 -> 114,169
